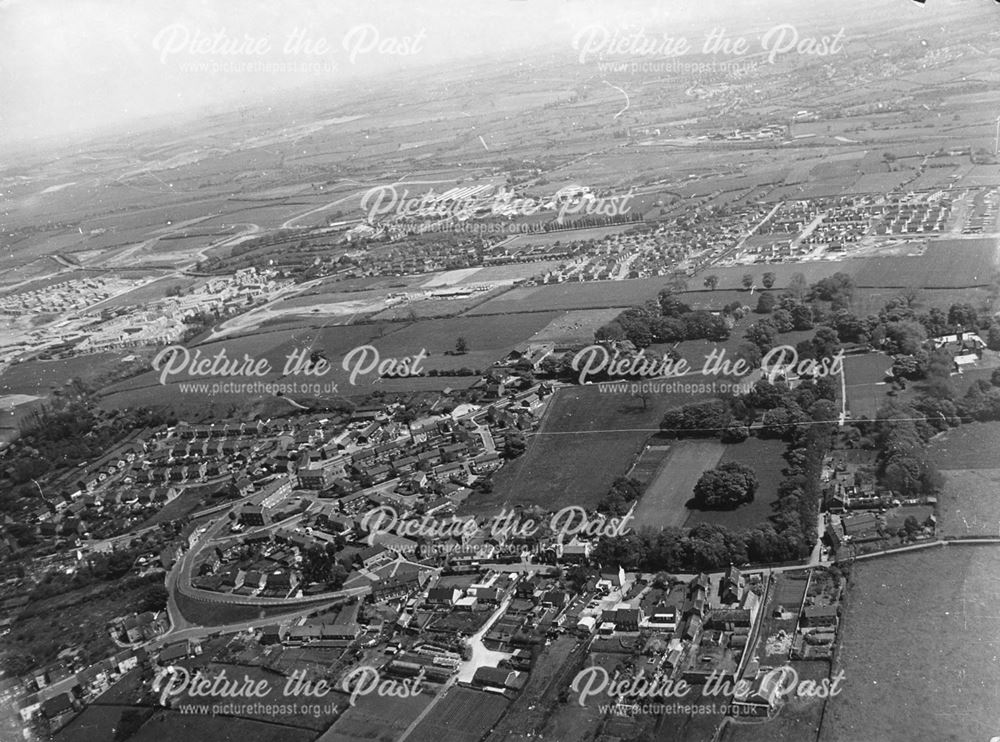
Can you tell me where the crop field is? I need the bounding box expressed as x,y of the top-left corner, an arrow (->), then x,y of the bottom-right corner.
407,687 -> 510,742
821,547 -> 1000,742
466,382 -> 717,517
684,438 -> 788,531
633,440 -> 727,529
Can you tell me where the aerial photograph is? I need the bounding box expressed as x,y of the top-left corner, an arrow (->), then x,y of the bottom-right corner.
2,0 -> 1000,740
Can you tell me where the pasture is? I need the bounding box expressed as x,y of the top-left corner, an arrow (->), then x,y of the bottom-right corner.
822,547 -> 1000,742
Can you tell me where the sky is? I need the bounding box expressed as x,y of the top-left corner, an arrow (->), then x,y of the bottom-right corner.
0,0 -> 952,150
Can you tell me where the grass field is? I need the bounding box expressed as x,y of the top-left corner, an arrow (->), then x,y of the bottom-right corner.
125,709 -> 317,742
306,686 -> 432,741
821,547 -> 1000,742
684,438 -> 788,531
527,308 -> 629,345
843,352 -> 893,419
928,423 -> 1000,537
464,383 -> 716,517
633,440 -> 727,529
407,687 -> 510,742
853,239 -> 997,288
100,312 -> 557,411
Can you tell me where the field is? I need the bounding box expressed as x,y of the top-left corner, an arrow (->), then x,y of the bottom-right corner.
319,690 -> 433,741
173,663 -> 338,731
632,440 -> 727,529
124,710 -> 317,742
55,704 -> 154,742
852,239 -> 997,289
464,382 -> 717,516
842,352 -> 893,419
684,438 -> 789,531
466,277 -> 671,315
928,423 -> 1000,537
407,687 -> 510,742
526,308 -> 629,345
99,312 -> 557,412
821,547 -> 1000,742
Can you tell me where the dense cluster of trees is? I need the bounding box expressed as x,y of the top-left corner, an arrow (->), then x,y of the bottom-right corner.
692,462 -> 758,509
597,477 -> 642,517
303,542 -> 349,589
661,377 -> 839,440
594,290 -> 731,349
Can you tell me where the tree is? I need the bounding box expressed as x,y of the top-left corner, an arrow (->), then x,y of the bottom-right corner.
741,274 -> 755,291
787,272 -> 808,299
704,275 -> 719,290
762,272 -> 776,289
455,337 -> 469,354
692,463 -> 758,509
755,292 -> 776,314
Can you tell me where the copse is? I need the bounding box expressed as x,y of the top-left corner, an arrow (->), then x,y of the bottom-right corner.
692,462 -> 758,509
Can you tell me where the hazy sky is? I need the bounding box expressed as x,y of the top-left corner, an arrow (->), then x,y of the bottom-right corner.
0,0 -> 946,149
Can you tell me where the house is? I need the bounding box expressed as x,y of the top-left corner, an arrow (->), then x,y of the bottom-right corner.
719,566 -> 744,605
426,587 -> 461,607
358,544 -> 394,569
243,570 -> 265,591
40,692 -> 76,720
298,464 -> 332,490
841,512 -> 880,541
260,625 -> 284,645
157,642 -> 192,664
801,605 -> 839,629
268,570 -> 298,593
239,505 -> 269,527
607,607 -> 642,632
114,650 -> 138,673
705,608 -> 752,631
472,666 -> 527,691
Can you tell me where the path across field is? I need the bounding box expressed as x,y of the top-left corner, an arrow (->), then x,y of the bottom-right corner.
631,439 -> 726,529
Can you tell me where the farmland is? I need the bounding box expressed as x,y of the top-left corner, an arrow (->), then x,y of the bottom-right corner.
821,547 -> 1000,742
